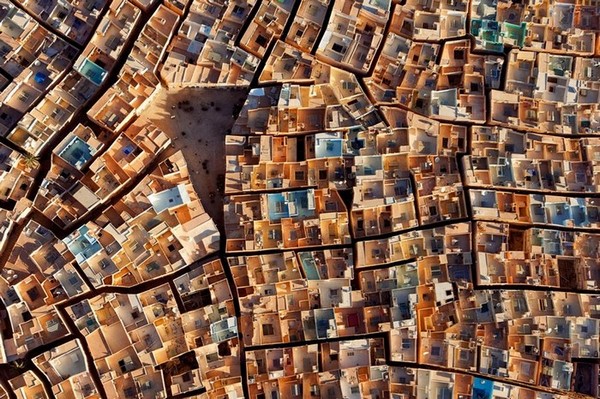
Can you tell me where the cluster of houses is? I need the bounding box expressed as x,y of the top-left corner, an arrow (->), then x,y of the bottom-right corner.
2,0 -> 141,155
476,222 -> 600,290
0,0 -> 599,397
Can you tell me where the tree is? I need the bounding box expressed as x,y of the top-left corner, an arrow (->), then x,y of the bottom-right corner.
10,359 -> 26,369
20,152 -> 40,171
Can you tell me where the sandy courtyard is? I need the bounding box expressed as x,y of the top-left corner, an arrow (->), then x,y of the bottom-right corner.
143,87 -> 249,232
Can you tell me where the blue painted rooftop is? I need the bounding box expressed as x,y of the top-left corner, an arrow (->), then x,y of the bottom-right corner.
472,378 -> 494,399
78,58 -> 107,85
210,317 -> 238,343
267,190 -> 315,222
315,308 -> 335,339
147,185 -> 191,214
299,252 -> 320,280
64,225 -> 102,265
315,135 -> 343,158
58,136 -> 94,169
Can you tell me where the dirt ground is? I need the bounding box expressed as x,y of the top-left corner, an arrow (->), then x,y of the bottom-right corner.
143,87 -> 248,232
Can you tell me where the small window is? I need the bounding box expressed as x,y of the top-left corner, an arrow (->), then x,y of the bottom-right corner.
331,43 -> 345,53
262,324 -> 274,335
275,201 -> 286,213
256,35 -> 268,47
448,74 -> 461,86
18,92 -> 30,102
